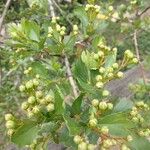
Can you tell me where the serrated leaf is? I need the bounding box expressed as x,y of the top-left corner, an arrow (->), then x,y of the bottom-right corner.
54,86 -> 65,115
105,50 -> 117,68
11,122 -> 39,147
129,136 -> 150,150
73,59 -> 89,83
63,115 -> 82,135
71,93 -> 85,115
113,98 -> 133,113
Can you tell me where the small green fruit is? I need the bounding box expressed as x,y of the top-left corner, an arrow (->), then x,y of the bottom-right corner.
117,71 -> 124,78
21,102 -> 29,110
36,91 -> 43,98
33,79 -> 39,86
96,82 -> 104,88
25,81 -> 33,89
7,129 -> 14,136
107,103 -> 113,109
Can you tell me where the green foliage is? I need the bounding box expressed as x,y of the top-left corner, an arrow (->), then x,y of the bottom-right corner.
1,0 -> 150,150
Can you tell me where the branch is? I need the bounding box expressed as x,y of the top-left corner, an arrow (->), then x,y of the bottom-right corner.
64,55 -> 78,98
48,0 -> 55,17
0,0 -> 12,33
138,6 -> 150,17
133,30 -> 147,85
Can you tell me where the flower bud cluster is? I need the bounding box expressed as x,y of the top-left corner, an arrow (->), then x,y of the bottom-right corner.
92,99 -> 113,111
124,50 -> 138,64
130,105 -> 145,123
19,76 -> 40,92
101,138 -> 117,149
5,113 -> 16,136
73,135 -> 96,150
48,23 -> 66,37
20,76 -> 55,118
121,144 -> 131,150
24,67 -> 32,75
85,4 -> 100,13
138,128 -> 150,137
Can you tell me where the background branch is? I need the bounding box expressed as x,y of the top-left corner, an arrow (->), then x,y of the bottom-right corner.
133,30 -> 147,84
0,0 -> 11,34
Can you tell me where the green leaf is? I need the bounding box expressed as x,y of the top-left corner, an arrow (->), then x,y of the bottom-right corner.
105,50 -> 117,68
71,93 -> 85,115
30,61 -> 49,79
64,35 -> 76,52
98,112 -> 132,125
21,20 -> 40,42
11,122 -> 39,147
129,136 -> 150,150
54,86 -> 65,115
63,115 -> 82,135
73,59 -> 89,83
113,98 -> 133,113
59,126 -> 76,149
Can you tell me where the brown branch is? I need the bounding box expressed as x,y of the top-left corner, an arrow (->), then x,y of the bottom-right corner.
0,0 -> 12,33
138,6 -> 150,17
64,55 -> 78,98
133,30 -> 147,85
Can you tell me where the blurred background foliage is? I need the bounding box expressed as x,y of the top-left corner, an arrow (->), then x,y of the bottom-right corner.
0,0 -> 150,149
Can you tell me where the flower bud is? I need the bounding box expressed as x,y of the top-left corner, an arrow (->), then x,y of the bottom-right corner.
73,135 -> 82,144
87,144 -> 96,150
99,101 -> 107,110
121,144 -> 130,150
99,67 -> 105,74
33,79 -> 39,86
28,96 -> 36,104
21,102 -> 29,110
27,111 -> 34,118
78,142 -> 87,150
60,30 -> 65,36
125,50 -> 133,58
132,58 -> 138,64
36,74 -> 40,79
24,69 -> 29,75
112,63 -> 119,69
101,126 -> 109,134
5,114 -> 14,121
98,51 -> 104,57
96,82 -> 104,88
108,6 -> 114,11
107,73 -> 113,78
6,120 -> 15,129
92,99 -> 99,107
93,54 -> 99,60
25,81 -> 33,89
96,75 -> 102,81
47,103 -> 54,112
107,103 -> 113,109
117,71 -> 124,78
7,129 -> 14,136
102,90 -> 109,97
89,118 -> 97,127
19,85 -> 25,92
45,94 -> 54,103
127,135 -> 133,142
132,117 -> 138,123
36,91 -> 43,98
56,24 -> 61,31
73,25 -> 78,31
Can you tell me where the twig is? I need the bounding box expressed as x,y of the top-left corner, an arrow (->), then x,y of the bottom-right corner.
138,6 -> 150,17
48,0 -> 55,17
64,55 -> 78,98
51,0 -> 73,26
0,0 -> 12,33
133,30 -> 147,85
